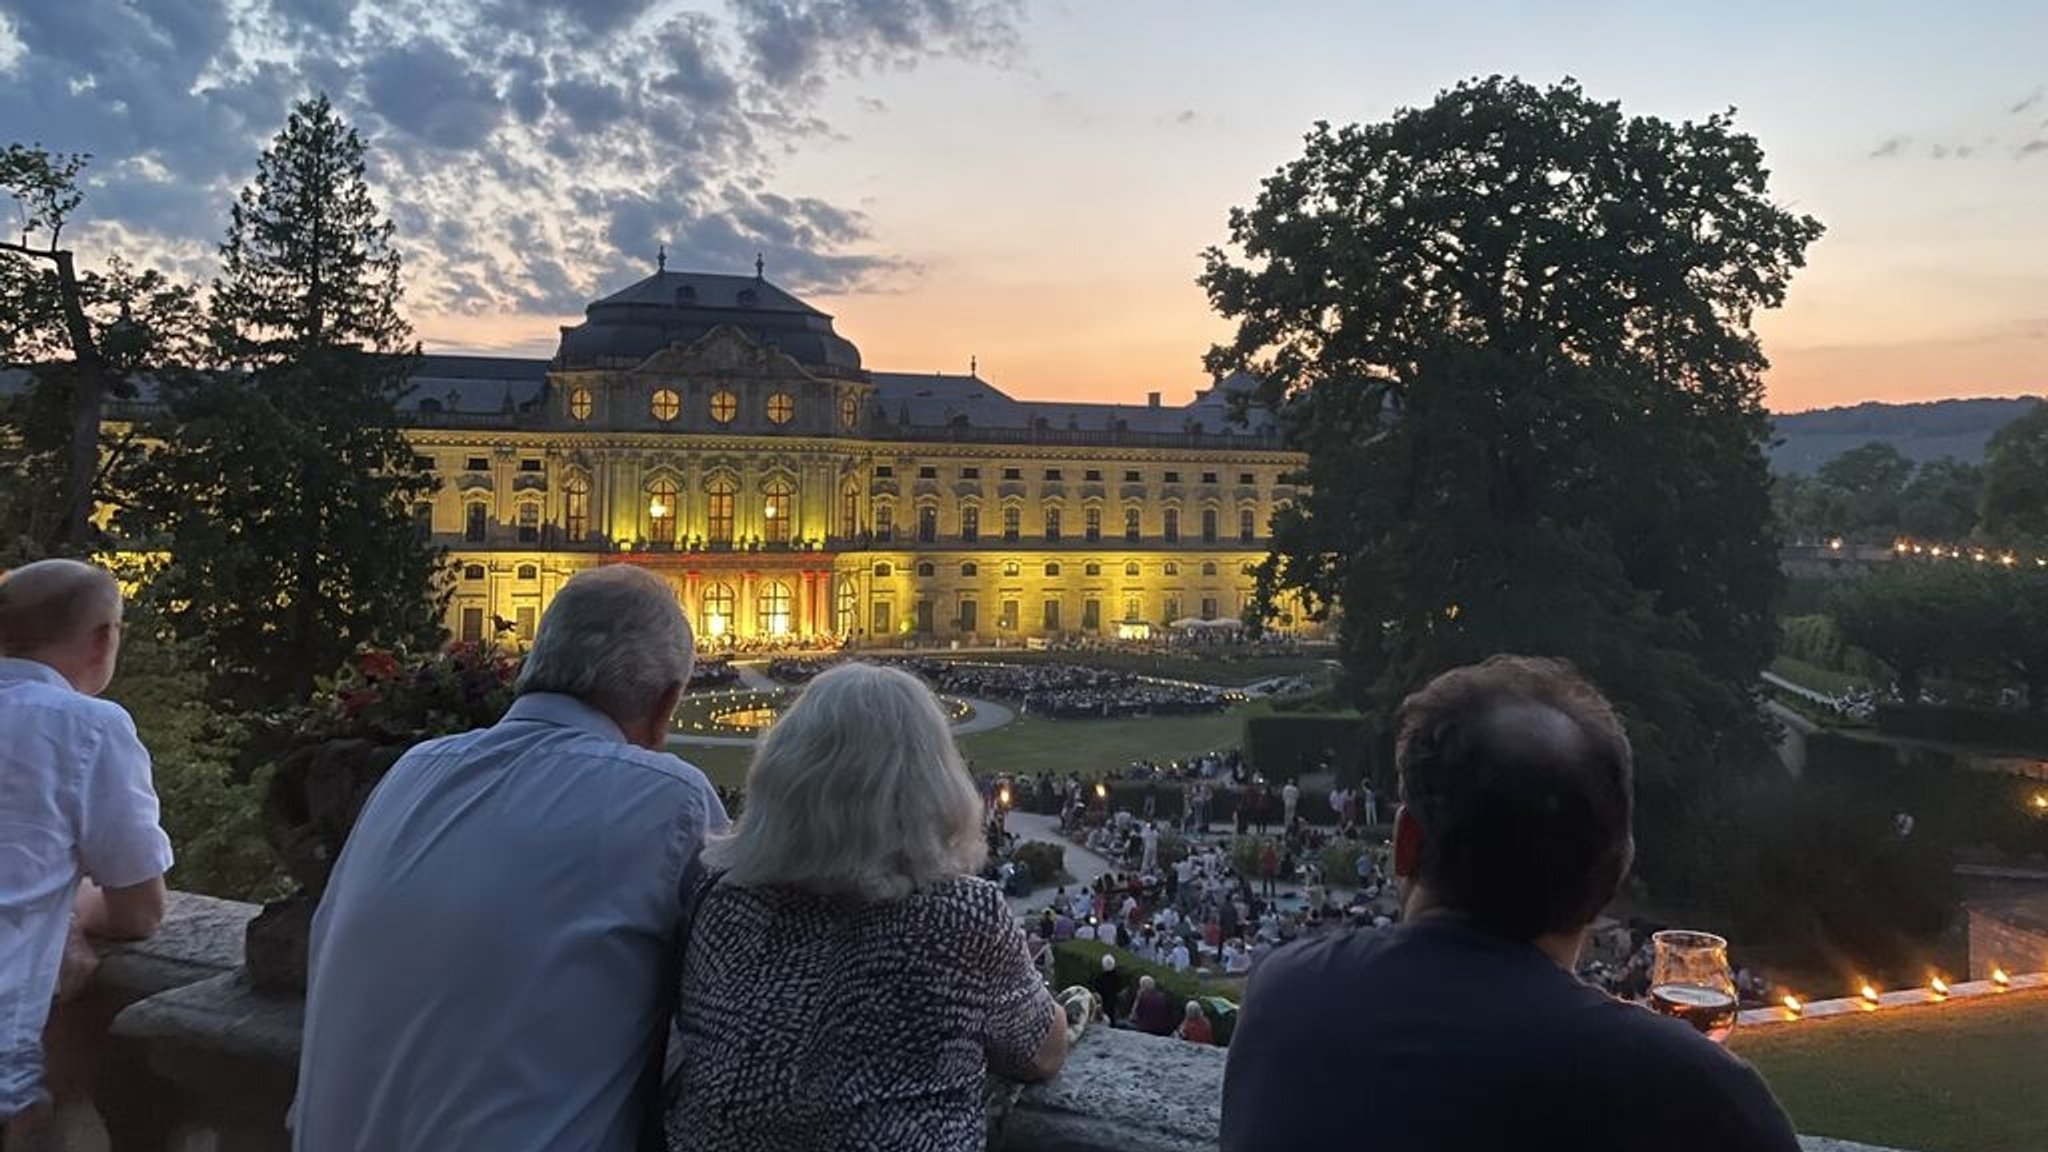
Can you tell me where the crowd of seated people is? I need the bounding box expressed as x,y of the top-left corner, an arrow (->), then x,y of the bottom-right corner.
763,656 -> 839,683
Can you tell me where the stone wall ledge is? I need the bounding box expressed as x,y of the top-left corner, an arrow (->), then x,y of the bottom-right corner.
68,895 -> 1917,1152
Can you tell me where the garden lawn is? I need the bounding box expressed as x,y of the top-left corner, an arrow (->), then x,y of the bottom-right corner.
1730,991 -> 2048,1152
1769,654 -> 1871,696
955,703 -> 1270,777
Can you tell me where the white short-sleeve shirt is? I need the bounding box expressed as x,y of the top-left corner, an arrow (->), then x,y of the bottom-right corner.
0,658 -> 173,1117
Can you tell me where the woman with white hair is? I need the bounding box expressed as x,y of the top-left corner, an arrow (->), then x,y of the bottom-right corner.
665,662 -> 1068,1152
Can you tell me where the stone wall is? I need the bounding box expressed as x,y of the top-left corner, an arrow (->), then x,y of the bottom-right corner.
1966,902 -> 2048,979
52,894 -> 1912,1152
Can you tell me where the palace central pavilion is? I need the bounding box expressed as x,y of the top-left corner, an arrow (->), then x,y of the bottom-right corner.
403,265 -> 1308,646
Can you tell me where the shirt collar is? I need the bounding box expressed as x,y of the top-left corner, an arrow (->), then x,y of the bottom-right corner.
502,691 -> 631,745
0,657 -> 70,688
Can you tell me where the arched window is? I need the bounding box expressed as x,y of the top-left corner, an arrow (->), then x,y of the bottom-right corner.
763,479 -> 793,544
835,579 -> 857,633
650,387 -> 681,422
766,392 -> 795,424
1124,597 -> 1142,622
1124,561 -> 1140,577
1044,562 -> 1061,577
960,562 -> 979,577
917,561 -> 936,577
874,562 -> 893,577
841,483 -> 860,539
567,386 -> 593,421
1163,508 -> 1180,543
648,478 -> 678,544
1163,561 -> 1179,576
1202,561 -> 1218,576
1124,506 -> 1141,542
840,394 -> 860,429
517,502 -> 541,543
706,478 -> 736,544
875,502 -> 895,542
1084,506 -> 1101,542
1084,562 -> 1102,577
758,581 -> 793,636
709,390 -> 738,423
1044,507 -> 1062,542
701,582 -> 735,637
1002,506 -> 1021,542
563,475 -> 589,541
917,505 -> 938,543
1201,507 -> 1219,544
462,563 -> 485,580
517,564 -> 538,581
465,502 -> 488,543
1003,560 -> 1021,577
960,505 -> 980,543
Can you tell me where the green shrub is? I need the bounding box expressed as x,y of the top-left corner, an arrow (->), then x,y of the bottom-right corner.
1697,775 -> 1959,982
1780,614 -> 1844,668
1805,731 -> 2048,860
1873,704 -> 2048,753
1011,840 -> 1066,886
1052,940 -> 1239,1042
1242,714 -> 1381,787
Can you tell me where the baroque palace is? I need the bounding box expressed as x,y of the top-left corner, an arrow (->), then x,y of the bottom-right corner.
397,264 -> 1308,647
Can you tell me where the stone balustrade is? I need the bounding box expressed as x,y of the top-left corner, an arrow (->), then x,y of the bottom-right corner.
47,894 -> 1908,1152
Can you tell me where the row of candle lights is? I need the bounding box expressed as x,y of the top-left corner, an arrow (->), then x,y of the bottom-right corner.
1768,966 -> 2017,1023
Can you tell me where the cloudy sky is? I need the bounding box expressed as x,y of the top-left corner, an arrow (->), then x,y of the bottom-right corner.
2,0 -> 2043,411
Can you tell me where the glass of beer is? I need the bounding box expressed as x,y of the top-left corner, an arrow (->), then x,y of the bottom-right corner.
1647,930 -> 1738,1043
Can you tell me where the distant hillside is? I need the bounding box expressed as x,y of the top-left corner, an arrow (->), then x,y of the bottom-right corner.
1769,397 -> 2042,474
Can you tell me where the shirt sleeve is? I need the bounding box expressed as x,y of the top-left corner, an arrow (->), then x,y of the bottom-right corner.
977,885 -> 1058,1081
78,706 -> 175,888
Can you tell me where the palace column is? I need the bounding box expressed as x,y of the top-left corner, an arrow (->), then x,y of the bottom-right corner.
684,570 -> 702,633
740,569 -> 757,639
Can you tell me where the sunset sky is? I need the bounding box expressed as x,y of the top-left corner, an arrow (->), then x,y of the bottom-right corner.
3,0 -> 2043,412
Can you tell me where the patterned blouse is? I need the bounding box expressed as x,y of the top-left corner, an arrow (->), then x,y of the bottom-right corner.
663,875 -> 1057,1152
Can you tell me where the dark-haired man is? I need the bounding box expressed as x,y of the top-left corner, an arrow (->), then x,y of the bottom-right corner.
1221,655 -> 1797,1151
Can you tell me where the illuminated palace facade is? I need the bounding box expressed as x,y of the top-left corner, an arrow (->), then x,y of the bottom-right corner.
407,268 -> 1308,646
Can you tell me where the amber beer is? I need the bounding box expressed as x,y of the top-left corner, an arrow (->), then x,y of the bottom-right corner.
1649,983 -> 1738,1041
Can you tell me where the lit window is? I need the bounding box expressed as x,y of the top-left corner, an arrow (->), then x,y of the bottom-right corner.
1003,561 -> 1021,577
836,579 -> 856,633
564,476 -> 589,541
1044,507 -> 1061,542
650,388 -> 681,422
763,480 -> 793,544
758,581 -> 793,636
648,478 -> 679,543
709,390 -> 738,423
706,478 -> 736,544
568,387 -> 593,421
766,392 -> 795,424
841,484 -> 860,539
1164,561 -> 1179,576
1085,562 -> 1101,576
840,394 -> 859,429
701,582 -> 735,638
1003,506 -> 1021,542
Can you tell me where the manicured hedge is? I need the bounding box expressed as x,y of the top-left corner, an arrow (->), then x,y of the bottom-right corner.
1804,731 -> 2048,860
1874,705 -> 2048,754
1241,713 -> 1383,787
1052,940 -> 1239,1044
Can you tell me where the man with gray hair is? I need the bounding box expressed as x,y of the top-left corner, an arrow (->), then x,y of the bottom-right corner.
0,559 -> 172,1152
295,565 -> 727,1152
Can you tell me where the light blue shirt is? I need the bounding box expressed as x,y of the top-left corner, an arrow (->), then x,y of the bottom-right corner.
0,658 -> 172,1118
294,693 -> 728,1152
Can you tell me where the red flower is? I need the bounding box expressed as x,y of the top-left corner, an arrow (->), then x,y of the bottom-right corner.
357,650 -> 401,682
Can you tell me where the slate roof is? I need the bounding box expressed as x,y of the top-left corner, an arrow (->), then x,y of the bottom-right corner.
404,355 -> 549,415
867,369 -> 1274,437
557,271 -> 860,373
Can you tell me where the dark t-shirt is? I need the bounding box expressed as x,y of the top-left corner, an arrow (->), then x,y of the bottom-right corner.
1221,915 -> 1800,1152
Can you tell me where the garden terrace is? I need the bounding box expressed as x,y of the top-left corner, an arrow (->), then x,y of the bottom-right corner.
50,892 -> 1956,1152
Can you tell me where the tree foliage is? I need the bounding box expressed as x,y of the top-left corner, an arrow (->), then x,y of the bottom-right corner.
0,145 -> 202,555
1981,401 -> 2048,546
118,96 -> 444,708
1775,445 -> 1983,545
1199,76 -> 1823,888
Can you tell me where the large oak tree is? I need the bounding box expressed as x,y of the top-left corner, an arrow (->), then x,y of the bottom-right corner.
1200,77 -> 1823,885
